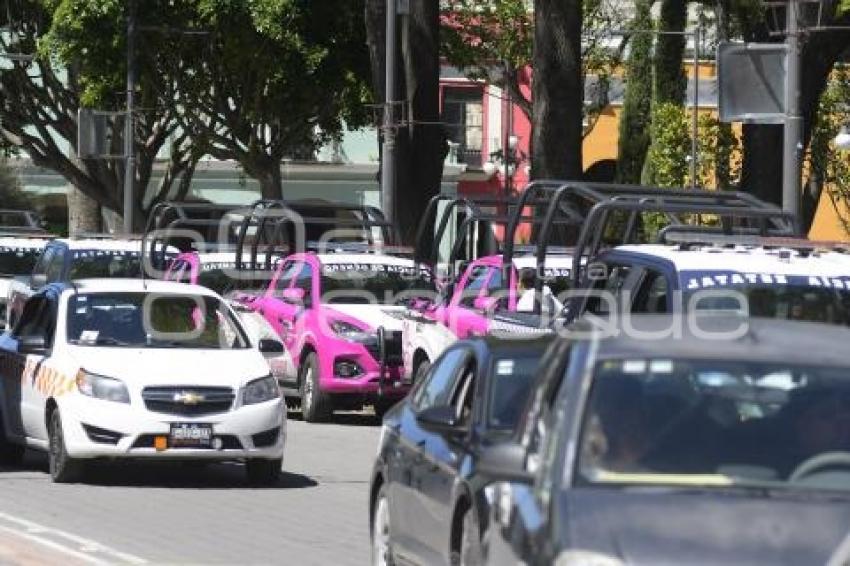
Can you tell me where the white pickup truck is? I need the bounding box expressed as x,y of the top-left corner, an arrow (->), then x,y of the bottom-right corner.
0,235 -> 52,330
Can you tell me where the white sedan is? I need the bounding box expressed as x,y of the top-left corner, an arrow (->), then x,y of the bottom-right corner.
0,278 -> 285,484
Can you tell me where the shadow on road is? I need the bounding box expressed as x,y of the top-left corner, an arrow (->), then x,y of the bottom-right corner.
6,451 -> 318,490
286,409 -> 381,427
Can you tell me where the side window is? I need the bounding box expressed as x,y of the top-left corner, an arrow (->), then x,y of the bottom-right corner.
292,262 -> 312,294
46,248 -> 66,283
413,348 -> 468,411
451,360 -> 477,428
632,270 -> 670,313
14,297 -> 55,347
32,248 -> 53,278
586,263 -> 631,315
273,260 -> 299,293
459,265 -> 492,307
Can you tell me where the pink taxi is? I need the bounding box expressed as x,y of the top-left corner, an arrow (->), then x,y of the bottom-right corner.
238,250 -> 433,422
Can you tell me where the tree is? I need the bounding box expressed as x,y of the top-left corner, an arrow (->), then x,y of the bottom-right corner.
441,0 -> 625,138
45,0 -> 372,202
732,1 -> 850,230
531,0 -> 584,180
160,0 -> 373,199
654,0 -> 688,105
615,0 -> 653,184
0,1 -> 195,230
365,0 -> 447,243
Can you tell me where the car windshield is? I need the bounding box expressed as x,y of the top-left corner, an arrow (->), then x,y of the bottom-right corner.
69,250 -> 142,279
66,292 -> 249,349
0,246 -> 41,276
681,271 -> 850,325
320,263 -> 435,305
487,354 -> 541,430
576,358 -> 850,495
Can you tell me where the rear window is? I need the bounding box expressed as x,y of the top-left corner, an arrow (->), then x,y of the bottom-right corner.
487,355 -> 541,430
69,250 -> 142,279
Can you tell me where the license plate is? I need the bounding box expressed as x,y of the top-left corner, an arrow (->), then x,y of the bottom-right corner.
169,423 -> 213,448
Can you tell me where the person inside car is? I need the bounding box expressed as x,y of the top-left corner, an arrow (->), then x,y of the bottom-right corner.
516,267 -> 563,315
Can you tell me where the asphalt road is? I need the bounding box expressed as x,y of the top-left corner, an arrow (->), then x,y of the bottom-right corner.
0,411 -> 381,565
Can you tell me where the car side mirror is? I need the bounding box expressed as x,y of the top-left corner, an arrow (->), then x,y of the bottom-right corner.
476,443 -> 534,483
416,406 -> 460,431
31,273 -> 47,289
281,287 -> 306,304
18,335 -> 48,355
474,295 -> 498,313
258,338 -> 284,354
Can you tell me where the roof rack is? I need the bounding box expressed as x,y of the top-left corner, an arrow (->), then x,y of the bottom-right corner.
492,180 -> 799,314
305,241 -> 414,255
568,195 -> 799,288
660,232 -> 850,252
0,231 -> 54,240
234,199 -> 399,273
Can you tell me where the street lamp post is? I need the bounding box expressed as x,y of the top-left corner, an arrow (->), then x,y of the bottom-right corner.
123,0 -> 136,235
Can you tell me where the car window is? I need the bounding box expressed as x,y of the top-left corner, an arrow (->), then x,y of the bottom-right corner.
413,348 -> 469,411
274,260 -> 299,293
586,263 -> 631,315
487,355 -> 541,430
46,248 -> 66,282
632,269 -> 669,313
292,262 -> 312,294
451,360 -> 477,427
14,296 -> 55,347
32,247 -> 53,278
460,265 -> 492,307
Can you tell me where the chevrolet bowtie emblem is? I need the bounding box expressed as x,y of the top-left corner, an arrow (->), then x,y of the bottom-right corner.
173,391 -> 205,405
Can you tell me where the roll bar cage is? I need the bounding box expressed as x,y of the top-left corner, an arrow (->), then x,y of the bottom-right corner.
234,199 -> 399,273
497,180 -> 799,314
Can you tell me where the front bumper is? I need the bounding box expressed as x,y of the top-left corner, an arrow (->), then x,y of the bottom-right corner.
59,396 -> 286,460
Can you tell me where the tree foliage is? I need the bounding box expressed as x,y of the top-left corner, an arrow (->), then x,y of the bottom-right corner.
654,0 -> 688,105
615,0 -> 652,184
441,0 -> 625,138
0,0 -> 194,228
644,102 -> 691,188
45,0 -> 373,201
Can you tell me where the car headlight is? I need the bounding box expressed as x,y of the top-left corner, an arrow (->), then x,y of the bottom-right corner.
75,369 -> 130,404
554,550 -> 625,566
243,375 -> 280,405
330,319 -> 375,343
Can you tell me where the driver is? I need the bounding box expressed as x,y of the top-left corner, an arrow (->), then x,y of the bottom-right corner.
781,389 -> 850,476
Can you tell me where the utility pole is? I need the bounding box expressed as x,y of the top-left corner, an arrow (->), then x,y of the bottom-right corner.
380,0 -> 397,227
782,0 -> 802,218
503,67 -> 513,197
123,0 -> 136,235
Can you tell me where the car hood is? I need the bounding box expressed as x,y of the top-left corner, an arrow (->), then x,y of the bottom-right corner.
324,304 -> 405,331
560,488 -> 850,565
68,346 -> 270,389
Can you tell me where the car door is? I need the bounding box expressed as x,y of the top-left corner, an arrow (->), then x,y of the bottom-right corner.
630,266 -> 674,314
449,262 -> 497,338
414,353 -> 479,560
12,293 -> 58,441
390,346 -> 469,563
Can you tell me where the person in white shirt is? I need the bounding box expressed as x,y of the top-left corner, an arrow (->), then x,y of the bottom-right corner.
516,267 -> 563,315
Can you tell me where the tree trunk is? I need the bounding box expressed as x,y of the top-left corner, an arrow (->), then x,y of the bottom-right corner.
245,158 -> 283,200
615,0 -> 652,184
531,0 -> 583,180
67,186 -> 101,235
395,0 -> 446,244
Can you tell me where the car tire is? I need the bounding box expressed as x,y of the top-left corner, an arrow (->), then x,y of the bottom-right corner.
48,410 -> 84,484
0,409 -> 24,466
299,353 -> 332,423
371,483 -> 395,566
413,359 -> 431,384
451,505 -> 482,566
245,458 -> 282,486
